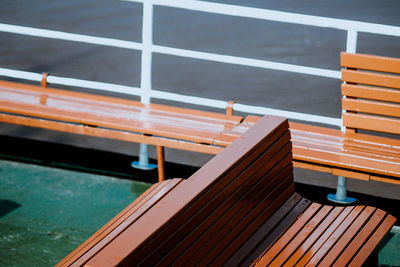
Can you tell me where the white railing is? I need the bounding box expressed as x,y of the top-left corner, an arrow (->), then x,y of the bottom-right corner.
1,0 -> 400,127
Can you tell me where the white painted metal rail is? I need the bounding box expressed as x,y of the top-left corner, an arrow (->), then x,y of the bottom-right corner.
1,0 -> 399,127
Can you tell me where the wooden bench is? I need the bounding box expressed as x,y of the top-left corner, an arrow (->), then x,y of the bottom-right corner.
57,116 -> 396,267
291,52 -> 400,186
0,78 -> 251,181
1,52 -> 399,188
210,52 -> 400,189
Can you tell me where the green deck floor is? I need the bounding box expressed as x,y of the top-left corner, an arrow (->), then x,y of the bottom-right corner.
0,159 -> 151,266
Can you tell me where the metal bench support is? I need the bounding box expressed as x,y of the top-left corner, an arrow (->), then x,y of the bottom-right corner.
327,176 -> 356,204
131,143 -> 157,170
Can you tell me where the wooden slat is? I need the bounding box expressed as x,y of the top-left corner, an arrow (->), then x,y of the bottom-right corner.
294,206 -> 354,266
371,175 -> 400,185
341,52 -> 400,74
225,193 -> 304,266
193,174 -> 294,266
304,206 -> 364,266
334,209 -> 386,266
294,161 -> 372,181
292,144 -> 400,179
0,80 -> 243,124
291,121 -> 400,148
292,128 -> 400,160
269,205 -> 333,266
0,80 -> 246,148
331,168 -> 371,181
342,140 -> 400,159
343,98 -> 400,118
71,178 -> 184,267
349,214 -> 397,266
253,203 -> 322,267
0,99 -> 231,145
211,189 -> 298,266
288,131 -> 400,162
0,100 -> 221,145
318,206 -> 376,266
134,129 -> 291,266
240,197 -> 311,267
342,84 -> 400,103
289,122 -> 342,137
145,135 -> 293,266
341,69 -> 400,89
284,206 -> 344,266
290,120 -> 400,181
56,181 -> 163,267
155,149 -> 293,266
0,113 -> 224,155
343,113 -> 400,135
85,116 -> 289,266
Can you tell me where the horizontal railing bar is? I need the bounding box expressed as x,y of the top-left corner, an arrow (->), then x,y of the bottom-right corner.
153,45 -> 341,79
234,103 -> 342,126
0,68 -> 142,96
0,68 -> 43,81
0,23 -> 143,50
47,76 -> 142,95
0,23 -> 341,79
150,90 -> 227,109
125,0 -> 400,37
151,91 -> 341,127
0,68 -> 341,127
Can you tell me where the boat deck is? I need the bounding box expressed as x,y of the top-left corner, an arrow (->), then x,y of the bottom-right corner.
0,157 -> 151,266
0,136 -> 399,266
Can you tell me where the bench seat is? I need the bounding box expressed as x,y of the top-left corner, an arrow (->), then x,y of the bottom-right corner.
212,115 -> 400,184
0,80 -> 242,146
0,80 -> 243,180
290,122 -> 400,184
57,116 -> 396,267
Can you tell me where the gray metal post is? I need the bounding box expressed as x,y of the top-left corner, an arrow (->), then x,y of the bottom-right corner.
131,143 -> 157,170
327,176 -> 356,204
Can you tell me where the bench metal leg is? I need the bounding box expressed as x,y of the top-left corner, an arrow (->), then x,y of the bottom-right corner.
131,143 -> 157,170
327,176 -> 356,204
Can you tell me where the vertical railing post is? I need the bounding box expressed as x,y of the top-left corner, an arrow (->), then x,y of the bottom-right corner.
327,29 -> 358,204
131,0 -> 157,171
140,0 -> 153,105
345,29 -> 358,54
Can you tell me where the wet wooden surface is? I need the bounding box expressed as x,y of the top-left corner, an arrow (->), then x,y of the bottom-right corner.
58,116 -> 396,266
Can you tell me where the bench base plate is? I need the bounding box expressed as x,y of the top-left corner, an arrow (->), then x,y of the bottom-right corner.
327,193 -> 356,204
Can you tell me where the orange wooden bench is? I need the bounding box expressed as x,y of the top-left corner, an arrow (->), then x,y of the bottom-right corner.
57,116 -> 396,267
0,78 -> 250,181
291,52 -> 400,186
1,52 -> 398,189
210,52 -> 400,196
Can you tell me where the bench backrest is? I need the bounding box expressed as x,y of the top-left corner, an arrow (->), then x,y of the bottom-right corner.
341,52 -> 400,135
80,116 -> 294,266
